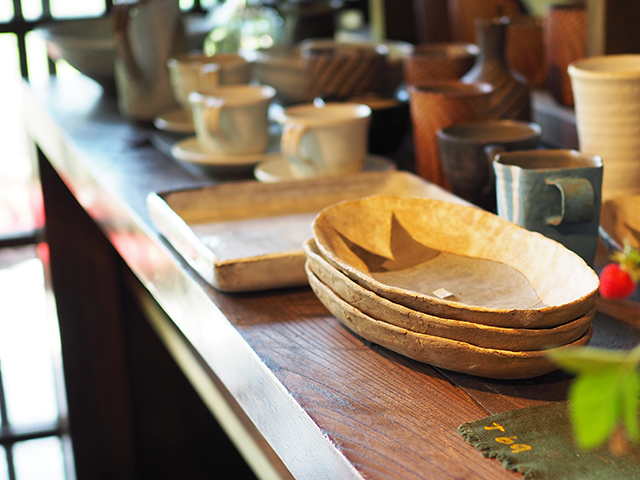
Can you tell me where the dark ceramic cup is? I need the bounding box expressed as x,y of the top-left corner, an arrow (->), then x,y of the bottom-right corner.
437,119 -> 542,211
493,149 -> 603,267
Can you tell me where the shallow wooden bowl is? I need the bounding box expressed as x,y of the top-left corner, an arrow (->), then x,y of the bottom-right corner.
305,262 -> 593,379
304,239 -> 595,351
312,196 -> 599,328
600,194 -> 640,251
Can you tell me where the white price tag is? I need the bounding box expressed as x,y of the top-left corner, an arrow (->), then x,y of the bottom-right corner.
433,288 -> 454,299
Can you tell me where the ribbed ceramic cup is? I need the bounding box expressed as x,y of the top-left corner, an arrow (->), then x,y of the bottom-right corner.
403,42 -> 478,86
494,149 -> 603,266
408,81 -> 493,188
568,54 -> 640,200
438,119 -> 542,211
544,3 -> 587,107
506,15 -> 547,89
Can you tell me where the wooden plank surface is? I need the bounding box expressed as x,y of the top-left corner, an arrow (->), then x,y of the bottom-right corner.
23,75 -> 638,480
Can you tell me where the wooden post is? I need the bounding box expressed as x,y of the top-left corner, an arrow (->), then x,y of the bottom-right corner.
587,0 -> 640,55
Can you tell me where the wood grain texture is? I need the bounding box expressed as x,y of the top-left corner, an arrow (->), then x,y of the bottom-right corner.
544,4 -> 587,108
408,81 -> 492,187
403,42 -> 477,86
462,17 -> 531,121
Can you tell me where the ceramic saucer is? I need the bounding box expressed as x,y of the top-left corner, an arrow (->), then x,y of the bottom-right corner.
154,108 -> 195,133
171,136 -> 281,176
253,155 -> 397,182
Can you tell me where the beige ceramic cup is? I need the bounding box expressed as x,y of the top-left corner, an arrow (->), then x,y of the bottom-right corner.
569,54 -> 640,200
280,103 -> 372,177
188,84 -> 275,156
167,53 -> 252,116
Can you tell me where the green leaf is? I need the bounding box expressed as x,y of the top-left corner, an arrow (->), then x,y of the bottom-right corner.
549,344 -> 640,450
547,346 -> 639,374
568,370 -> 621,449
621,369 -> 640,442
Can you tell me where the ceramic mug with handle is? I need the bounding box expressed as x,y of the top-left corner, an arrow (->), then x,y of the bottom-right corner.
280,103 -> 372,177
437,119 -> 542,211
168,53 -> 252,116
493,149 -> 603,266
188,84 -> 275,156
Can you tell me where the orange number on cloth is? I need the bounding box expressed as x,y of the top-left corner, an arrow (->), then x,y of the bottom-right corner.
511,444 -> 532,453
484,422 -> 506,432
495,436 -> 517,445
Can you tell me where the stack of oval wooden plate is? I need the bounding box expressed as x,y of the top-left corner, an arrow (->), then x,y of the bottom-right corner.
305,196 -> 600,380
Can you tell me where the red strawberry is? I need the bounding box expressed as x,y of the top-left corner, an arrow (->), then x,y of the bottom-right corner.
599,263 -> 636,299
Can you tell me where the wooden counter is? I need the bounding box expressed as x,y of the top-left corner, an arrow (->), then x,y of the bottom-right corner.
23,76 -> 640,480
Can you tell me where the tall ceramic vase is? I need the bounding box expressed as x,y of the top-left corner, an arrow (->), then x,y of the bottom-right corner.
447,0 -> 521,43
462,17 -> 531,121
569,55 -> 640,200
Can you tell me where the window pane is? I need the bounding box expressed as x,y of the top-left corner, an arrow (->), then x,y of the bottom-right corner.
180,0 -> 195,11
0,447 -> 8,480
0,1 -> 14,22
0,34 -> 37,235
21,0 -> 42,21
14,437 -> 65,480
50,0 -> 105,19
0,258 -> 60,426
25,31 -> 50,83
0,34 -> 20,80
54,60 -> 81,80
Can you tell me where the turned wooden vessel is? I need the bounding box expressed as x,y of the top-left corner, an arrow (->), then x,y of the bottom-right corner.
408,81 -> 492,188
506,15 -> 547,89
544,3 -> 587,107
403,42 -> 478,86
462,17 -> 531,121
306,261 -> 594,380
312,196 -> 599,328
304,238 -> 595,351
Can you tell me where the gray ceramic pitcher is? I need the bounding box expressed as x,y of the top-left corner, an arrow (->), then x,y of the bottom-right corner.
493,149 -> 603,266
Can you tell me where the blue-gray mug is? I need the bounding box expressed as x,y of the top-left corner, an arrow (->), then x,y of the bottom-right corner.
493,149 -> 603,267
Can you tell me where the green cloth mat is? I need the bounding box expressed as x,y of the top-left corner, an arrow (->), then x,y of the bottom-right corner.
458,401 -> 640,479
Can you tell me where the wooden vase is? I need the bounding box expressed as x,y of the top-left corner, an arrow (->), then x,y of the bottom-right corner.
462,17 -> 531,121
447,0 -> 521,43
544,3 -> 587,108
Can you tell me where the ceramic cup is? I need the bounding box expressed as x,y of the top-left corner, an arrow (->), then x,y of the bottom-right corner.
408,81 -> 493,188
167,53 -> 252,116
493,149 -> 603,266
280,103 -> 372,177
403,42 -> 479,86
568,54 -> 640,200
188,84 -> 276,156
544,3 -> 587,107
437,119 -> 542,211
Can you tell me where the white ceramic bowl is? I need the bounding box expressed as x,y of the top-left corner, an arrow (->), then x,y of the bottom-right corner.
34,13 -> 211,90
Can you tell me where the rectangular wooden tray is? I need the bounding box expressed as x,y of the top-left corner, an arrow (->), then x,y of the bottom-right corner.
147,171 -> 468,292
